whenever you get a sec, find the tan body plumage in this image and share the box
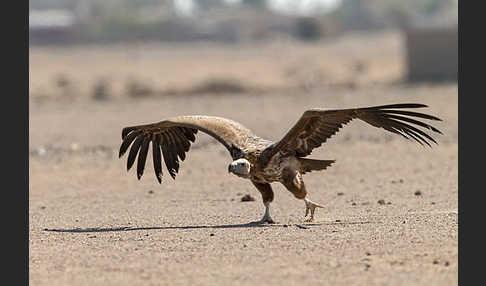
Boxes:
[119,103,442,223]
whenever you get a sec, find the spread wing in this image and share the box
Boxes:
[263,103,442,159]
[119,115,255,183]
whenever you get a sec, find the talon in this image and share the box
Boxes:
[265,217,276,224]
[250,216,275,225]
[304,198,324,222]
[260,215,275,224]
[304,217,315,222]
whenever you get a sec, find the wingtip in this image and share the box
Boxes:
[121,128,129,139]
[433,127,443,134]
[405,103,428,108]
[374,103,429,110]
[121,127,136,139]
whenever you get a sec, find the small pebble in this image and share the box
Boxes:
[210,233,215,237]
[414,190,422,196]
[241,194,255,202]
[378,199,386,205]
[70,143,79,151]
[337,192,344,196]
[148,190,154,194]
[36,147,47,156]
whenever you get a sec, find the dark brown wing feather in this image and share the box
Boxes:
[161,137,179,179]
[119,115,255,183]
[136,137,150,179]
[127,136,144,171]
[263,103,442,160]
[118,130,141,158]
[152,134,162,183]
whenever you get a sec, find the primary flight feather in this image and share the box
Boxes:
[119,103,442,223]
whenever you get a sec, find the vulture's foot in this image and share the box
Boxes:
[252,215,275,224]
[250,203,275,224]
[304,198,324,222]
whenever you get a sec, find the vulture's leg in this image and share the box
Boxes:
[251,181,275,224]
[281,168,323,222]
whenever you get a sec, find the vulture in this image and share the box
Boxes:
[119,103,442,223]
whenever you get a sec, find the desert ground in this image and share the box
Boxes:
[29,31,458,285]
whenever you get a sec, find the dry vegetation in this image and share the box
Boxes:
[29,30,457,286]
[29,31,403,102]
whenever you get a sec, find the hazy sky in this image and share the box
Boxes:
[266,0,342,15]
[174,0,342,16]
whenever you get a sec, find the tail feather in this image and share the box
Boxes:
[298,158,335,174]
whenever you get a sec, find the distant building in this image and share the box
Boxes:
[29,9,77,44]
[404,26,457,82]
[403,1,457,82]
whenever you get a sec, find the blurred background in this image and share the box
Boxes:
[29,0,457,101]
[29,0,458,160]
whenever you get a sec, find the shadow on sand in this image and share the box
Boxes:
[43,220,372,233]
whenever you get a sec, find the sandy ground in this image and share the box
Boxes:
[29,32,457,286]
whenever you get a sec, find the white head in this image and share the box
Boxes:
[228,158,251,177]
